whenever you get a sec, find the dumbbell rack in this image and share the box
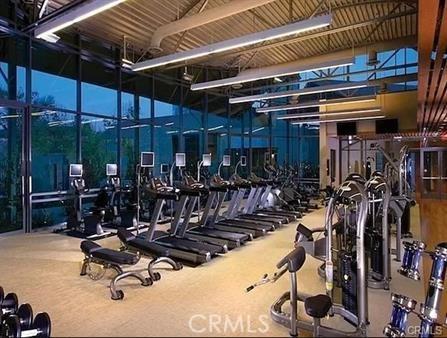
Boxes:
[384,242,447,338]
[0,286,51,338]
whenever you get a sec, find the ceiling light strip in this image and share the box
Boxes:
[277,108,382,120]
[35,0,126,39]
[190,57,352,91]
[132,14,332,71]
[229,81,369,104]
[257,95,377,113]
[291,115,386,125]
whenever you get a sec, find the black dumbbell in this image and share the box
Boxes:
[0,293,19,318]
[2,312,51,338]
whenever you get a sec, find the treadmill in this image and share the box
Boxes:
[228,173,289,225]
[139,153,226,265]
[247,173,302,220]
[176,172,250,249]
[208,156,277,236]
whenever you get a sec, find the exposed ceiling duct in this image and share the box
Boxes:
[133,14,332,71]
[149,0,277,52]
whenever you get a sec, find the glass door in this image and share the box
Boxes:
[0,106,24,233]
[421,148,447,199]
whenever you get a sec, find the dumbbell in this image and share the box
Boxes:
[0,292,19,318]
[2,312,51,338]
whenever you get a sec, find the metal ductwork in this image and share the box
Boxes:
[149,0,277,52]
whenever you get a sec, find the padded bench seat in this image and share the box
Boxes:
[81,240,138,265]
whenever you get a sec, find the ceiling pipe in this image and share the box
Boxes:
[149,0,277,52]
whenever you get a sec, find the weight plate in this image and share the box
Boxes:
[0,287,4,304]
[33,312,51,338]
[3,315,21,338]
[17,303,33,329]
[2,294,18,313]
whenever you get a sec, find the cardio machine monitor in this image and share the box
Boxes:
[176,153,186,167]
[69,164,83,177]
[240,156,247,167]
[160,164,169,174]
[202,154,212,167]
[141,152,155,168]
[222,155,231,167]
[106,164,118,176]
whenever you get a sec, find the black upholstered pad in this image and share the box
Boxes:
[81,240,138,265]
[276,246,306,272]
[296,223,313,241]
[126,237,170,257]
[304,294,332,319]
[118,229,170,257]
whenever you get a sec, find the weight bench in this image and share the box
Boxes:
[117,229,183,281]
[80,240,152,300]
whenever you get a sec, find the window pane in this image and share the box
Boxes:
[32,70,76,110]
[32,109,76,193]
[0,107,22,232]
[139,96,151,120]
[81,116,117,187]
[122,92,135,120]
[82,82,117,117]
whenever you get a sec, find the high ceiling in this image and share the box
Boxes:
[43,0,417,70]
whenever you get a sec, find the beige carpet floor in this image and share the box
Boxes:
[0,207,423,337]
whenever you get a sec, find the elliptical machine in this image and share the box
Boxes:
[66,164,113,239]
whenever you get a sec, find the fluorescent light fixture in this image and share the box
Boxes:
[230,82,369,104]
[165,122,174,126]
[291,115,385,125]
[121,124,149,130]
[39,32,60,43]
[277,108,382,120]
[273,77,283,83]
[81,118,104,124]
[191,57,353,91]
[257,95,377,113]
[253,127,265,133]
[183,129,199,134]
[35,0,126,39]
[166,130,178,134]
[0,115,19,119]
[209,125,224,131]
[132,14,332,71]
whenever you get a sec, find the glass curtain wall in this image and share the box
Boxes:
[0,29,336,233]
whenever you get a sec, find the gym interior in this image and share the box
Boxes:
[0,0,445,337]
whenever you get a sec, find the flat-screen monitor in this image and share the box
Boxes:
[69,164,83,177]
[337,122,357,136]
[202,154,211,167]
[376,118,398,134]
[141,152,155,168]
[176,153,186,167]
[160,164,169,174]
[106,164,118,176]
[222,155,230,167]
[240,156,247,167]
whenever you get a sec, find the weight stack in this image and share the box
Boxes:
[340,252,358,319]
[371,232,383,276]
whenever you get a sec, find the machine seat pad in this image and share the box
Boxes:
[296,223,313,241]
[304,294,332,319]
[81,240,138,265]
[276,246,306,272]
[118,229,170,256]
